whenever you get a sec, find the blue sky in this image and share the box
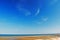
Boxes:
[0,0,60,34]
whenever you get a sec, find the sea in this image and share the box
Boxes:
[0,34,56,37]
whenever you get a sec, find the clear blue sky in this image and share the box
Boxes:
[0,0,60,34]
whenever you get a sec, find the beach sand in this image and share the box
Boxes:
[0,36,60,40]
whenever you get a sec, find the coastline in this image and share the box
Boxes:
[0,34,60,40]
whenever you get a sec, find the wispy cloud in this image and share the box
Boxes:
[42,17,48,21]
[20,8,32,16]
[50,0,58,5]
[34,17,48,25]
[36,21,43,24]
[16,4,31,16]
[25,12,31,16]
[34,8,40,16]
[33,19,43,25]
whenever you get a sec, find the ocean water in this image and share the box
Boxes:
[0,34,55,37]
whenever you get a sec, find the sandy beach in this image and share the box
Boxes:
[0,35,60,40]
